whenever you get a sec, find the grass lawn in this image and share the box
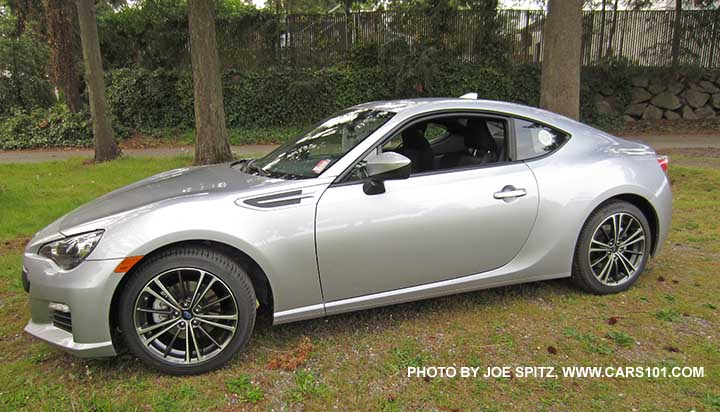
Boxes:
[0,156,718,411]
[0,157,193,242]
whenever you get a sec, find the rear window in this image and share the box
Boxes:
[513,119,568,160]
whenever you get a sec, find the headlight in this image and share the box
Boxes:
[38,230,104,270]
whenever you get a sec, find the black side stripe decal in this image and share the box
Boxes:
[243,190,312,209]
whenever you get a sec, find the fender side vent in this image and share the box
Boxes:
[243,190,312,209]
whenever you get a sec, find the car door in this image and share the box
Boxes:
[314,162,539,302]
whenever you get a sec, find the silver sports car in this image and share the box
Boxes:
[23,97,671,374]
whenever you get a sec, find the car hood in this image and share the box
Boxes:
[58,162,279,233]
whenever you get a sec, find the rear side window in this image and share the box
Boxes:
[513,119,568,160]
[424,123,448,143]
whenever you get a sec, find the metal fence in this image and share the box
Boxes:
[155,9,720,69]
[581,9,720,67]
[274,9,720,68]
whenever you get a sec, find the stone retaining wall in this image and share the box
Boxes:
[594,71,720,122]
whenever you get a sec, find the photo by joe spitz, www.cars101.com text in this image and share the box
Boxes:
[22,95,671,375]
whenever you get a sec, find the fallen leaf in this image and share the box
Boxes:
[267,336,313,371]
[663,345,681,353]
[607,316,619,325]
[657,276,665,282]
[547,346,557,355]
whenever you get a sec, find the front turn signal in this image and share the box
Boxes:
[114,256,144,273]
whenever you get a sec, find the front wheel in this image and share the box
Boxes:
[118,246,256,375]
[572,201,652,294]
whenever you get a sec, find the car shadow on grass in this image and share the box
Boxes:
[74,278,581,377]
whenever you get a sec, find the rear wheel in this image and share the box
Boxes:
[118,246,256,375]
[572,201,651,294]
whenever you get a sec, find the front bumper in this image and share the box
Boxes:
[23,253,124,358]
[24,321,116,358]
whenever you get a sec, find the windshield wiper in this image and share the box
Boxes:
[244,160,271,177]
[244,161,306,180]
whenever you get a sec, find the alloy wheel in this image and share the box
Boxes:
[587,212,646,286]
[133,268,239,365]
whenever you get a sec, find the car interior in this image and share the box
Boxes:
[383,116,508,174]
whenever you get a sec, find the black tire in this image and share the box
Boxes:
[572,200,652,294]
[118,245,256,375]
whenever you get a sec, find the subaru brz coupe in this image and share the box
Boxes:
[23,96,671,374]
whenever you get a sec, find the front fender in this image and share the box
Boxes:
[87,193,324,314]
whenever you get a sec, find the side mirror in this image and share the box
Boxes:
[362,152,411,195]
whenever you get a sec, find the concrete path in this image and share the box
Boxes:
[619,134,720,150]
[1,134,719,164]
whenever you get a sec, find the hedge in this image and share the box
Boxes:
[103,64,532,132]
[1,60,697,150]
[0,106,94,150]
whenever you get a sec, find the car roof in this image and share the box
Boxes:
[350,97,590,137]
[351,97,559,119]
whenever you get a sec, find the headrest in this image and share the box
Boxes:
[464,119,496,153]
[402,123,428,148]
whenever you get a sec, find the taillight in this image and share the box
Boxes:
[657,155,669,173]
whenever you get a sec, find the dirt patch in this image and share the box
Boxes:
[267,337,314,371]
[1,237,30,255]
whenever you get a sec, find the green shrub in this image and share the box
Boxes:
[5,63,716,150]
[0,105,129,150]
[104,63,521,133]
[0,106,92,150]
[580,57,637,130]
[106,68,192,130]
[0,9,55,116]
[509,63,541,106]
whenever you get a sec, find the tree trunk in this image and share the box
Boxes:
[540,0,583,120]
[522,10,532,63]
[709,9,719,67]
[76,0,120,162]
[188,0,232,165]
[343,0,352,53]
[671,0,682,67]
[43,0,83,112]
[605,0,620,58]
[598,0,606,60]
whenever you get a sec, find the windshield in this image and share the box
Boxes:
[247,108,395,179]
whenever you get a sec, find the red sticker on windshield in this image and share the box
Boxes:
[312,159,331,174]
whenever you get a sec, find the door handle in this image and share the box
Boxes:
[493,187,527,199]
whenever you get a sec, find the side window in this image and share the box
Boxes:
[382,134,403,152]
[513,119,568,160]
[424,123,448,143]
[345,115,510,182]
